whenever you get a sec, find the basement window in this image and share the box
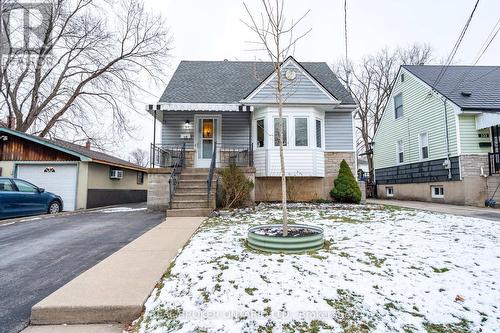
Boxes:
[386,186,394,197]
[431,185,444,198]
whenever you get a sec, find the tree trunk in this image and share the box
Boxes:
[276,62,288,237]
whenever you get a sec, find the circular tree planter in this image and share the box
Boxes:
[247,224,324,253]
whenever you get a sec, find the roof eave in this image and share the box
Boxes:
[0,128,92,161]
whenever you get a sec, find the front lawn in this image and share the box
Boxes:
[133,203,500,333]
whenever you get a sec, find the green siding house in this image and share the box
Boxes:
[373,65,500,206]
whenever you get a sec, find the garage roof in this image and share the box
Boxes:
[0,128,146,171]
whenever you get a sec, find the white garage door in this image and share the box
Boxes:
[17,164,78,211]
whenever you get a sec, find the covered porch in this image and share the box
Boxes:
[147,104,253,169]
[475,112,500,175]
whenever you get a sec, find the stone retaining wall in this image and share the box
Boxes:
[147,168,171,211]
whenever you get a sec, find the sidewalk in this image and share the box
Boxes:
[23,216,204,332]
[368,199,500,221]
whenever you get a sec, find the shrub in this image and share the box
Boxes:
[330,160,361,204]
[217,165,254,209]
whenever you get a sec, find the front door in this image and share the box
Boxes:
[195,116,219,167]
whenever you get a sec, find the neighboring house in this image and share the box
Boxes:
[373,65,500,206]
[0,128,148,210]
[147,56,357,215]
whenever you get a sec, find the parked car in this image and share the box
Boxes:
[0,177,63,220]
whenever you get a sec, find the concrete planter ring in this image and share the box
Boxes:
[247,224,324,253]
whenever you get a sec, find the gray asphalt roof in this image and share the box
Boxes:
[159,60,355,105]
[403,65,500,110]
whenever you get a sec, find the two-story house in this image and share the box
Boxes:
[147,57,357,216]
[373,65,500,206]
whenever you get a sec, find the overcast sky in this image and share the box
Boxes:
[123,0,500,159]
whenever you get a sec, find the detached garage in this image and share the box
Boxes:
[0,128,147,210]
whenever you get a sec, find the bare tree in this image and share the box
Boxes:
[335,43,433,181]
[243,0,310,236]
[129,148,149,167]
[0,0,171,147]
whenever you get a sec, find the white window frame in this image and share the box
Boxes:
[256,118,265,149]
[431,185,444,198]
[273,116,288,147]
[315,118,322,149]
[394,93,403,119]
[396,140,404,164]
[294,117,309,147]
[386,186,394,197]
[419,132,429,160]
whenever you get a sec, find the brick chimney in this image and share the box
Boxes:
[85,139,91,149]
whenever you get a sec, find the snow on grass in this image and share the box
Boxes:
[133,203,500,333]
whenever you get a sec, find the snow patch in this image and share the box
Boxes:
[133,203,500,332]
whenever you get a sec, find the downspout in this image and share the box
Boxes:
[443,99,452,180]
[152,108,157,168]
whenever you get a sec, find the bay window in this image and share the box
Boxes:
[256,119,265,148]
[274,118,287,146]
[316,119,322,148]
[295,118,308,146]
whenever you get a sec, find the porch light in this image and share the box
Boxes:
[185,120,190,125]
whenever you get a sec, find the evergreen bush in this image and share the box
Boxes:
[330,159,361,203]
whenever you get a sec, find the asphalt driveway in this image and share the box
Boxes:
[0,203,165,333]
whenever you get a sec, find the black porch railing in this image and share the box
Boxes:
[207,141,217,208]
[488,152,500,175]
[217,143,254,167]
[168,143,186,208]
[150,144,185,168]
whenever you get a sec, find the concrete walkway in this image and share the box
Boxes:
[368,199,500,221]
[25,216,204,331]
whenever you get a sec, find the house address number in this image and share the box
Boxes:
[478,133,490,138]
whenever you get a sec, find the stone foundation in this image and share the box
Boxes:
[374,154,491,207]
[376,177,487,207]
[184,150,195,168]
[459,154,489,177]
[146,168,171,211]
[255,151,356,202]
[323,152,355,199]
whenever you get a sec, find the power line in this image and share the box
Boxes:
[473,16,500,65]
[433,0,480,88]
[448,15,499,93]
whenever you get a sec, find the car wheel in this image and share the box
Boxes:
[48,201,61,214]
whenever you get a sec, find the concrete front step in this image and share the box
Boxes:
[175,188,208,195]
[167,208,212,217]
[171,200,208,209]
[174,193,208,200]
[182,168,209,174]
[177,180,216,189]
[181,174,209,181]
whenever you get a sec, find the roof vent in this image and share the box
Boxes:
[461,91,471,97]
[223,59,228,62]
